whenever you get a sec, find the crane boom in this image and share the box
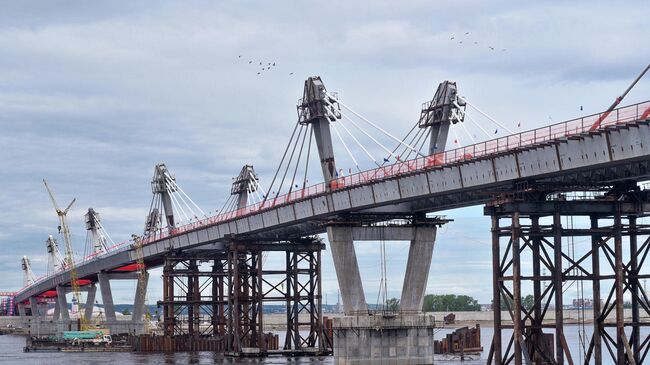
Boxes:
[43,179,86,328]
[590,63,650,131]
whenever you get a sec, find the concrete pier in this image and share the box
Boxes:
[327,226,368,315]
[327,221,442,364]
[332,314,436,365]
[400,227,436,313]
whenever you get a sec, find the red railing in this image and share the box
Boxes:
[16,100,650,297]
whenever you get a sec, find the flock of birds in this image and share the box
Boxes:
[238,55,293,76]
[450,31,506,52]
[238,31,507,78]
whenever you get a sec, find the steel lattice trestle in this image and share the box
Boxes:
[160,254,229,338]
[485,189,650,365]
[157,238,327,355]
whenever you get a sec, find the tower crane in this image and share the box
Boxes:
[43,179,85,327]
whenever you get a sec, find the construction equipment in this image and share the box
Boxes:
[590,62,650,130]
[43,179,86,328]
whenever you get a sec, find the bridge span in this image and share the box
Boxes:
[11,76,650,364]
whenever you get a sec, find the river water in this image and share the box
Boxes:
[0,325,642,364]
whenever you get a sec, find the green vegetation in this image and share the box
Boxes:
[385,298,400,311]
[422,294,481,312]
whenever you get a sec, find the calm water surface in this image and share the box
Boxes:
[0,325,639,364]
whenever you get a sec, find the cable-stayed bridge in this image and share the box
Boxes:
[9,76,650,364]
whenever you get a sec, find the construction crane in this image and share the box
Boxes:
[590,62,650,130]
[43,179,86,327]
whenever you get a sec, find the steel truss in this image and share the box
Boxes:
[227,239,325,353]
[160,253,228,338]
[158,238,327,355]
[486,190,650,365]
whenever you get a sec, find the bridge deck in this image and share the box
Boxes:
[15,100,650,302]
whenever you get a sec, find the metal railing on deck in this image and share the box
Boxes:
[16,100,650,297]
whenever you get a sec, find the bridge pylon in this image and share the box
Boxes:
[298,76,341,187]
[231,165,259,210]
[418,80,465,154]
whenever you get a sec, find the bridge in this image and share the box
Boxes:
[9,76,650,364]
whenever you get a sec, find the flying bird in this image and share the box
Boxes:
[249,60,252,64]
[474,41,478,44]
[459,41,463,44]
[238,55,242,58]
[450,36,455,40]
[257,72,261,75]
[272,62,276,66]
[489,46,495,50]
[465,32,470,35]
[289,72,294,75]
[580,106,583,111]
[259,62,262,65]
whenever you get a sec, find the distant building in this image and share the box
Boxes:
[569,298,604,309]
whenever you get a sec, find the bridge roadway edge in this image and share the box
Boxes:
[15,119,650,303]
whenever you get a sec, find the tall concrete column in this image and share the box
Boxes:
[56,285,70,321]
[98,272,116,322]
[38,303,48,319]
[132,271,149,322]
[53,300,60,321]
[29,297,40,318]
[18,302,26,318]
[84,284,97,321]
[400,226,437,312]
[327,226,367,315]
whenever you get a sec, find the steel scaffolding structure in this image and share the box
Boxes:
[157,238,327,355]
[486,189,650,365]
[160,253,229,338]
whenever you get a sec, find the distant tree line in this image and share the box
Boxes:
[422,294,481,312]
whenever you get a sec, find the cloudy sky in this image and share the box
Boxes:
[1,1,649,305]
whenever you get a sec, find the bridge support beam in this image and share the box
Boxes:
[28,297,40,319]
[326,226,367,315]
[55,286,70,321]
[98,271,148,335]
[400,226,437,313]
[84,284,96,321]
[98,272,116,322]
[327,219,444,315]
[18,302,26,318]
[328,217,446,365]
[485,189,650,365]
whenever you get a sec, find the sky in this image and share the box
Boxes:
[0,0,649,306]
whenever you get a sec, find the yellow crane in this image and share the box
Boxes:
[43,179,88,329]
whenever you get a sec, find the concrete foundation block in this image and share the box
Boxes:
[332,314,436,365]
